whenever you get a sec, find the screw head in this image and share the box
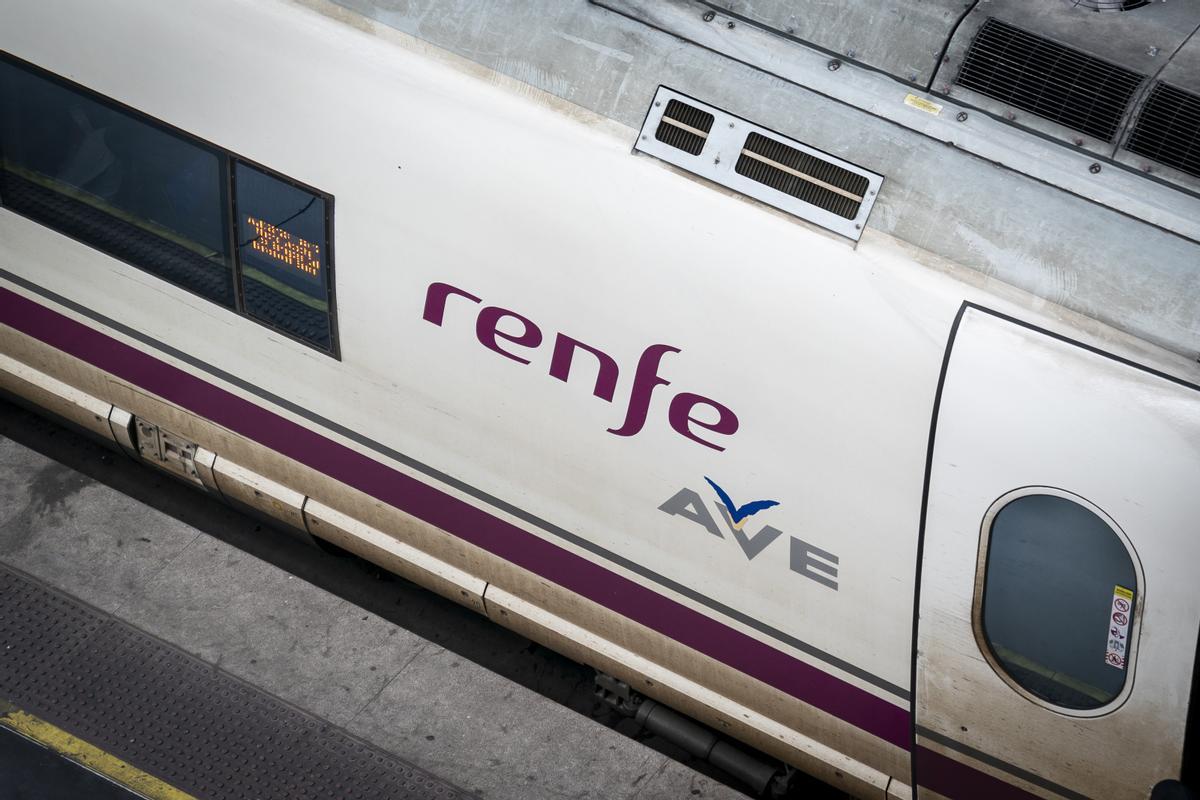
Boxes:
[1073,137,1084,146]
[1089,162,1102,174]
[827,59,842,71]
[726,20,735,29]
[1005,110,1016,121]
[956,111,969,122]
[655,101,661,107]
[702,10,715,21]
[728,122,735,128]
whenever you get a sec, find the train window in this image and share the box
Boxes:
[0,57,235,306]
[979,492,1137,711]
[235,163,333,350]
[0,55,338,357]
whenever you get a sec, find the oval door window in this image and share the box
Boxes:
[980,493,1137,711]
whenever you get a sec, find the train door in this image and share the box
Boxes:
[913,307,1200,800]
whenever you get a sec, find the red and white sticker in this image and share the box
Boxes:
[1105,585,1134,670]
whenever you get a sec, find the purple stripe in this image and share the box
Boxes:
[1,286,910,749]
[917,746,1044,799]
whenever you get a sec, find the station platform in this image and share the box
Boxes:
[0,408,750,800]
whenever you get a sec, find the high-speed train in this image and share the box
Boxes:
[2,1,1199,797]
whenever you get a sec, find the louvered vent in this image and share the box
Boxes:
[957,18,1145,142]
[1127,83,1200,180]
[655,99,714,155]
[736,132,869,220]
[1069,0,1151,9]
[635,87,882,240]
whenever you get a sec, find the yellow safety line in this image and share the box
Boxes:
[0,700,198,800]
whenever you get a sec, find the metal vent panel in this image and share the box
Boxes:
[956,18,1145,142]
[736,132,869,220]
[655,98,714,155]
[1069,0,1151,10]
[1126,82,1200,180]
[636,87,882,241]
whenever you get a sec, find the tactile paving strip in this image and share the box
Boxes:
[0,564,475,800]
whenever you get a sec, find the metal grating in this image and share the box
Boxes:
[1126,82,1200,180]
[736,132,868,220]
[1069,0,1151,10]
[956,18,1145,142]
[0,564,475,800]
[635,87,882,240]
[654,98,714,156]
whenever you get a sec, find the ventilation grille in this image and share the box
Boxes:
[1126,82,1200,180]
[655,99,714,155]
[635,88,882,241]
[736,132,869,220]
[956,18,1145,142]
[1069,0,1151,10]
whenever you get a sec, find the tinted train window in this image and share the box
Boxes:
[236,163,332,350]
[981,494,1137,710]
[0,58,234,305]
[0,55,337,356]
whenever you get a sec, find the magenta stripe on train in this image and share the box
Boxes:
[1,285,910,749]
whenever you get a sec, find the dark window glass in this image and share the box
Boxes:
[235,162,332,350]
[982,494,1137,710]
[0,57,233,305]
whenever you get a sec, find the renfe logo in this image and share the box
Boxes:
[422,282,740,451]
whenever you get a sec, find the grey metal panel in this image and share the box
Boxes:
[701,0,966,84]
[327,0,1200,358]
[933,0,1200,160]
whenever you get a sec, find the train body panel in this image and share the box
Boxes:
[2,1,1198,797]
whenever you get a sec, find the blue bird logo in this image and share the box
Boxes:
[704,477,779,530]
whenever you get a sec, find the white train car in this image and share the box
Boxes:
[2,1,1199,798]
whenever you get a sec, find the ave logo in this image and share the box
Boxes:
[659,478,840,590]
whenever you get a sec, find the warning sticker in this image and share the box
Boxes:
[1105,585,1134,670]
[904,93,943,116]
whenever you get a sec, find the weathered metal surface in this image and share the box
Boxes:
[0,563,475,800]
[327,0,1200,358]
[0,350,114,442]
[700,0,966,85]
